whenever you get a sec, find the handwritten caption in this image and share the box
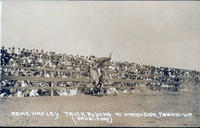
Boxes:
[11,111,193,124]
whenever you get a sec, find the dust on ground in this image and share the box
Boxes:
[0,88,199,127]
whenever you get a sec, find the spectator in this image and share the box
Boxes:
[0,46,199,97]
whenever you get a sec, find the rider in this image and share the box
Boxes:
[88,54,111,95]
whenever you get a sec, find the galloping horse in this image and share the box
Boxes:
[88,63,101,94]
[88,53,112,95]
[89,64,99,85]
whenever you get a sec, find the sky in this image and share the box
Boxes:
[2,0,200,71]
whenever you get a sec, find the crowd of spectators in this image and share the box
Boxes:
[1,46,200,97]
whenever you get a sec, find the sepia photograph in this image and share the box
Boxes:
[0,0,200,127]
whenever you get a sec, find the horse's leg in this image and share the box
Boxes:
[92,80,97,95]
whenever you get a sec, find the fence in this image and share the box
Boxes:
[0,65,193,96]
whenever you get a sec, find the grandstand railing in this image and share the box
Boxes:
[1,65,194,96]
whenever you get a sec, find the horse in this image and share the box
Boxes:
[88,64,101,95]
[89,64,99,85]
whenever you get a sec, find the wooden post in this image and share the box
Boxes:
[51,82,54,96]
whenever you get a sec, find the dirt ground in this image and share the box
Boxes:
[0,87,200,127]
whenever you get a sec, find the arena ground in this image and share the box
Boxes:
[0,87,199,127]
